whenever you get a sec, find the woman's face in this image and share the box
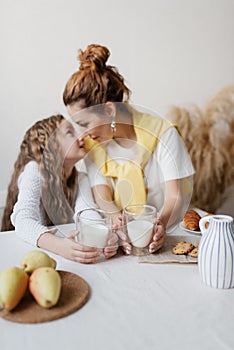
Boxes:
[57,120,85,163]
[67,101,113,143]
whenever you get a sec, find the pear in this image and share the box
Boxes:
[0,267,29,311]
[49,257,57,269]
[29,267,61,308]
[21,250,57,274]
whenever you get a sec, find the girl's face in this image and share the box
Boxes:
[67,101,113,143]
[57,120,85,163]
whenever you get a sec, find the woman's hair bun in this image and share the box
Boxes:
[78,44,110,71]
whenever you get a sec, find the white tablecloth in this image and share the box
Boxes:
[1,227,234,350]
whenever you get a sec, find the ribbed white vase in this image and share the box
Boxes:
[199,215,234,289]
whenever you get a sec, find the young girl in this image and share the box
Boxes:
[63,44,195,254]
[1,115,118,263]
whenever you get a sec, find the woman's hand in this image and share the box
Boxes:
[118,218,166,255]
[103,225,119,259]
[119,236,132,255]
[148,218,166,253]
[115,216,132,255]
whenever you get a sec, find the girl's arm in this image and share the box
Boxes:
[37,231,101,263]
[12,162,100,263]
[11,161,55,246]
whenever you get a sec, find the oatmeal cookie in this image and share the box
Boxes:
[172,241,194,255]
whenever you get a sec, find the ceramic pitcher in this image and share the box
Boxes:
[199,215,234,289]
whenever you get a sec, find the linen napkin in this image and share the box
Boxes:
[138,234,201,264]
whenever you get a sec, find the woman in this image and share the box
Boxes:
[63,44,195,254]
[1,115,118,262]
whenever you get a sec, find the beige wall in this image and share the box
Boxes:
[0,0,234,193]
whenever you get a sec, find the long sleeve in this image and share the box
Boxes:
[11,161,54,246]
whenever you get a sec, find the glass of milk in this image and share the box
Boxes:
[75,208,112,249]
[123,204,156,256]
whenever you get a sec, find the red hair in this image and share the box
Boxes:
[63,44,131,107]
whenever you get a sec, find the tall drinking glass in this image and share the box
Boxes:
[122,204,156,256]
[76,208,112,249]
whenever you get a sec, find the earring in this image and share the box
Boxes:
[110,118,116,133]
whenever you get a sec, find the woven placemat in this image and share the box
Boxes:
[0,270,90,324]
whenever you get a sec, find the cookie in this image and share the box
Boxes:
[172,241,194,255]
[188,246,198,258]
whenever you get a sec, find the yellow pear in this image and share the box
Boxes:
[29,267,61,308]
[0,267,29,311]
[49,257,57,269]
[21,250,57,274]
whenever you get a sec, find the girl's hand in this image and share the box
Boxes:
[60,231,101,264]
[148,218,166,253]
[103,225,119,259]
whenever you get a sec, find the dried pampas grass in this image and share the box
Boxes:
[167,85,234,214]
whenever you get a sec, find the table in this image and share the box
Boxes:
[1,228,234,350]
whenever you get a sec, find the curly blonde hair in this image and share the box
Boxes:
[1,115,78,231]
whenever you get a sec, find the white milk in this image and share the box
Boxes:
[127,220,153,248]
[80,223,109,248]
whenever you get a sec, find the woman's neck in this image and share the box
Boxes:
[113,111,136,147]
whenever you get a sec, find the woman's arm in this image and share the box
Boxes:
[83,157,121,218]
[75,173,119,260]
[158,179,183,228]
[147,127,194,253]
[148,179,182,253]
[74,172,98,214]
[92,184,120,217]
[88,183,120,259]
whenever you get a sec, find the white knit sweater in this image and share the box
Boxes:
[11,161,97,246]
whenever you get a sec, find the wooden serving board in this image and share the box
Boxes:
[0,270,90,324]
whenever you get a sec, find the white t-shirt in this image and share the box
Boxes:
[80,127,195,212]
[11,161,97,246]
